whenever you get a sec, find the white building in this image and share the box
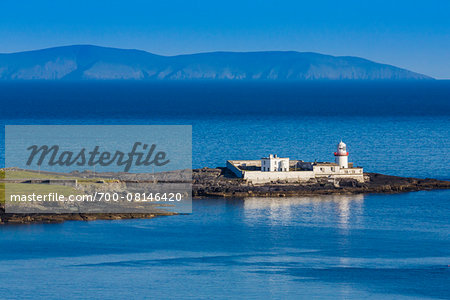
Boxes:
[261,154,289,172]
[226,141,364,184]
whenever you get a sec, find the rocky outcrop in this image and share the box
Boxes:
[192,168,450,197]
[1,167,448,224]
[0,211,175,225]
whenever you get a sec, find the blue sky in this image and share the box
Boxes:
[0,0,449,78]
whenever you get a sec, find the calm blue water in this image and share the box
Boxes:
[0,82,449,299]
[2,115,449,179]
[0,192,449,299]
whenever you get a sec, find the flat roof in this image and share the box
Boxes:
[313,162,338,166]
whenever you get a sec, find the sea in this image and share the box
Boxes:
[0,81,449,299]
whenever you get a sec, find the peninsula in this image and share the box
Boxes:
[1,141,449,224]
[1,170,449,224]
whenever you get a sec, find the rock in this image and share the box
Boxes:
[1,167,449,225]
[192,168,450,198]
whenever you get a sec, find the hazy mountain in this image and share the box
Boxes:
[0,45,432,80]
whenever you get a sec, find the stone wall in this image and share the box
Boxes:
[226,160,245,177]
[243,170,315,184]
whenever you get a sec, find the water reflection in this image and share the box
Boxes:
[242,194,364,228]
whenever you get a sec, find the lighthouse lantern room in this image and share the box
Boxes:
[334,141,349,168]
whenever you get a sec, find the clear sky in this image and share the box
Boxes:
[1,0,449,78]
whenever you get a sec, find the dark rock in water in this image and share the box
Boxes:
[0,210,174,225]
[192,168,450,198]
[338,179,360,187]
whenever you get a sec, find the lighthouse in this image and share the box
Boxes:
[334,141,349,168]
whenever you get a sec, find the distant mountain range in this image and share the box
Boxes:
[0,45,432,80]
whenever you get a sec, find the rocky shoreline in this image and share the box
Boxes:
[1,167,449,224]
[192,168,450,197]
[0,211,176,225]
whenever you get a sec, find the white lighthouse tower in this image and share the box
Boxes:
[334,141,349,168]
